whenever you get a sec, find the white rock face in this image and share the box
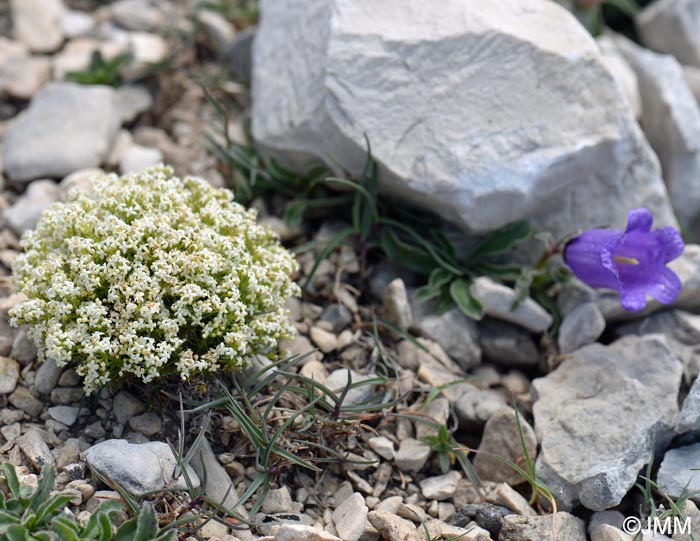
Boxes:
[4,180,60,235]
[684,65,700,106]
[110,0,164,32]
[61,10,95,38]
[471,277,552,332]
[598,35,642,119]
[657,442,700,499]
[253,0,676,238]
[637,0,700,67]
[533,335,682,511]
[3,82,121,183]
[0,39,51,99]
[615,37,700,232]
[118,144,163,174]
[10,0,65,53]
[84,439,200,496]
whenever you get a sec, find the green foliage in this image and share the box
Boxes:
[206,93,568,327]
[66,51,133,87]
[421,424,469,476]
[635,456,699,541]
[0,463,175,541]
[394,406,479,485]
[178,353,400,514]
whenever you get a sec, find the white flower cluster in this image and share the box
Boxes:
[10,165,300,394]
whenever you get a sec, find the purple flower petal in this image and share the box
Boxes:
[625,208,653,233]
[564,208,684,312]
[655,226,685,262]
[620,289,648,312]
[647,267,682,305]
[564,229,621,290]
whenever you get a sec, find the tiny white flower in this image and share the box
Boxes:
[10,165,299,394]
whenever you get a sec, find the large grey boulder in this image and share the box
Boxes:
[3,82,121,183]
[614,36,700,232]
[532,335,682,511]
[252,0,676,238]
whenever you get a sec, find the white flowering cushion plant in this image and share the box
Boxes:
[9,165,300,394]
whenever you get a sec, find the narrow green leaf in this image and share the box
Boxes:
[29,466,57,511]
[468,220,534,261]
[201,86,230,145]
[302,227,354,291]
[83,500,124,537]
[379,228,435,275]
[134,502,158,541]
[152,530,177,541]
[6,524,31,541]
[429,267,454,289]
[114,518,137,541]
[434,286,456,314]
[97,512,113,541]
[0,509,21,525]
[449,279,484,320]
[414,283,440,302]
[2,464,21,499]
[33,532,58,541]
[471,261,523,281]
[49,515,80,541]
[283,200,307,228]
[430,229,456,260]
[33,493,74,526]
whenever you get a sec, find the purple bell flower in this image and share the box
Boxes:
[564,208,685,312]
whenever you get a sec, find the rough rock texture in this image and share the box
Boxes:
[677,374,700,434]
[614,36,700,232]
[3,82,120,182]
[332,492,369,541]
[10,0,65,53]
[84,439,200,496]
[4,180,59,235]
[637,0,700,68]
[191,438,242,515]
[477,319,540,368]
[473,407,537,486]
[590,524,632,541]
[598,35,641,119]
[368,510,421,541]
[0,358,20,394]
[411,301,481,371]
[615,309,700,384]
[558,302,605,354]
[0,38,51,99]
[471,277,552,333]
[499,512,586,541]
[657,443,700,500]
[532,335,683,511]
[252,0,676,238]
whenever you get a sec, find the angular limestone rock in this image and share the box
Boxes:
[252,0,676,238]
[532,335,682,511]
